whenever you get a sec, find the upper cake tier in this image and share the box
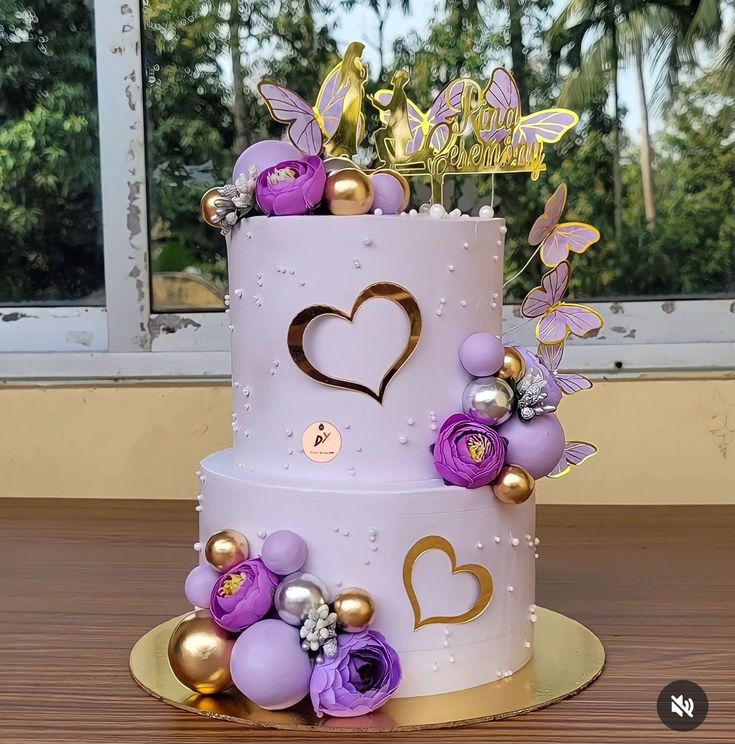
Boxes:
[227,213,505,484]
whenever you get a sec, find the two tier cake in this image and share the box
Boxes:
[146,42,604,723]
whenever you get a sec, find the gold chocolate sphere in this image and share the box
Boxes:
[167,609,235,694]
[324,168,374,215]
[493,464,535,505]
[200,187,223,229]
[323,156,358,173]
[204,529,249,573]
[334,586,376,632]
[498,346,527,382]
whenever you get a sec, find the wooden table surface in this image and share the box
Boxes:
[1,499,733,743]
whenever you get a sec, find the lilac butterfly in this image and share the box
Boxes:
[258,43,365,155]
[477,68,579,147]
[374,78,472,154]
[521,261,604,344]
[537,341,593,395]
[548,441,598,478]
[529,184,600,267]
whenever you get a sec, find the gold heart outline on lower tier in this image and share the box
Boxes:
[287,282,422,404]
[403,535,494,630]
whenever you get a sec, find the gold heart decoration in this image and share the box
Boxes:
[287,282,422,404]
[403,535,494,631]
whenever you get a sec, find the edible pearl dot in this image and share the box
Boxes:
[448,265,455,272]
[342,530,350,537]
[362,237,372,246]
[283,463,289,470]
[497,671,503,678]
[430,423,437,431]
[500,226,507,235]
[368,528,377,535]
[298,280,305,286]
[479,205,494,219]
[493,292,499,299]
[371,545,378,552]
[363,559,370,565]
[491,302,498,309]
[496,239,503,247]
[535,553,540,558]
[374,208,383,216]
[463,242,470,249]
[333,527,340,533]
[508,585,514,592]
[409,208,417,216]
[197,494,202,503]
[494,536,501,543]
[433,662,439,672]
[195,504,202,512]
[530,614,538,623]
[246,231,252,239]
[419,203,431,214]
[535,537,541,545]
[460,300,467,307]
[234,288,242,297]
[435,309,443,316]
[398,435,408,444]
[449,655,455,663]
[193,542,201,551]
[524,641,531,648]
[530,605,536,612]
[511,537,520,546]
[257,530,266,539]
[407,417,415,425]
[476,542,483,550]
[443,639,449,647]
[440,297,446,304]
[429,203,445,219]
[285,428,293,437]
[354,260,361,268]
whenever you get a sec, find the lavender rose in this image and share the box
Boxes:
[255,155,326,216]
[433,413,507,488]
[310,629,401,718]
[210,558,279,632]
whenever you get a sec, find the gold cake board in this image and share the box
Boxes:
[130,607,604,732]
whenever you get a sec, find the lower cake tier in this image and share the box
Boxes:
[199,450,536,698]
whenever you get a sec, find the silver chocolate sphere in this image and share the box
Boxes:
[274,572,330,626]
[462,376,515,426]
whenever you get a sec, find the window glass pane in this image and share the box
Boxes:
[0,1,103,306]
[144,2,735,311]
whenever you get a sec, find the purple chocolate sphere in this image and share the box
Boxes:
[232,140,302,182]
[261,530,308,575]
[370,172,405,214]
[230,619,313,710]
[496,413,565,478]
[184,564,220,608]
[459,333,505,377]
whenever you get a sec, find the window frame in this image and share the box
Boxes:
[1,1,733,379]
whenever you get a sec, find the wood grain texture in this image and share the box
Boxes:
[1,499,733,743]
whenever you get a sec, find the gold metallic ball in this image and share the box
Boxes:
[334,586,376,632]
[204,529,249,573]
[324,168,374,215]
[493,464,535,505]
[167,609,235,694]
[200,187,223,229]
[497,347,527,382]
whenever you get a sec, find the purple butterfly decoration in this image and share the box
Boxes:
[537,341,592,395]
[548,441,598,478]
[478,68,578,147]
[521,261,604,344]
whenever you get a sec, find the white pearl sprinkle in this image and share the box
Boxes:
[460,300,467,307]
[342,530,350,537]
[298,280,305,286]
[234,288,243,298]
[283,462,289,470]
[256,529,266,539]
[195,470,201,476]
[508,585,514,592]
[535,553,540,559]
[409,208,417,216]
[496,239,503,247]
[494,536,501,544]
[246,231,252,239]
[463,242,469,249]
[529,605,536,612]
[448,264,455,272]
[439,297,446,304]
[363,559,370,565]
[285,428,293,437]
[233,382,239,388]
[243,429,249,437]
[476,542,483,550]
[199,475,206,482]
[243,386,251,397]
[197,494,202,503]
[429,203,445,219]
[371,545,378,552]
[443,639,449,647]
[356,446,362,452]
[433,662,439,672]
[368,535,376,543]
[419,203,431,214]
[374,208,383,216]
[511,537,520,546]
[500,225,508,235]
[195,504,202,512]
[333,527,340,533]
[524,640,531,648]
[345,423,351,430]
[535,537,541,545]
[368,528,377,536]
[491,302,498,309]
[449,655,455,663]
[479,205,494,219]
[193,542,202,551]
[362,237,372,246]
[496,670,503,678]
[336,580,342,587]
[353,259,361,268]
[493,292,500,299]
[435,309,443,316]
[431,423,437,431]
[407,417,415,426]
[398,435,407,444]
[530,614,538,623]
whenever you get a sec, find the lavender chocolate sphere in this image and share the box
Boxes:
[261,530,308,576]
[184,564,220,608]
[496,413,565,479]
[459,333,505,377]
[370,171,406,214]
[230,619,313,710]
[232,140,302,181]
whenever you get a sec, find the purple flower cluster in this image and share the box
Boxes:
[256,155,327,216]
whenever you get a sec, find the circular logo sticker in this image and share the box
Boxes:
[302,421,342,463]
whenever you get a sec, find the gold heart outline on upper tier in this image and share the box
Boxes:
[287,282,422,404]
[403,535,494,630]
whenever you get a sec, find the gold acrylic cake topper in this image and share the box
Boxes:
[257,44,579,204]
[403,536,494,630]
[287,282,422,404]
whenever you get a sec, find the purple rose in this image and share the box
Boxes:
[310,629,401,718]
[255,155,326,216]
[210,558,279,632]
[433,413,506,488]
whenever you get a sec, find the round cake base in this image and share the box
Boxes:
[130,607,605,732]
[130,607,604,732]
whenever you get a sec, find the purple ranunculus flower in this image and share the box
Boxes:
[310,629,401,718]
[209,558,279,632]
[255,155,326,216]
[433,413,507,488]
